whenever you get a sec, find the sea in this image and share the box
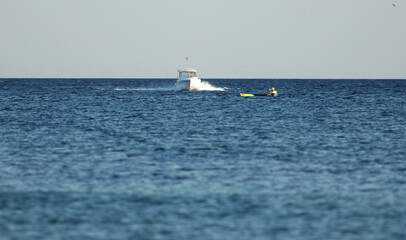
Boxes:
[0,78,405,240]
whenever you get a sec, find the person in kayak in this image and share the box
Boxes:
[268,87,278,96]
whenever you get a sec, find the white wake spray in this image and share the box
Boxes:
[189,80,226,91]
[114,87,176,91]
[112,81,226,92]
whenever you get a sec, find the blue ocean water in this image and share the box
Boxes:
[0,78,406,240]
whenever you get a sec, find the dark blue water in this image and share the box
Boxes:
[1,79,406,240]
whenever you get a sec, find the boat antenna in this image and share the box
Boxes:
[185,56,190,69]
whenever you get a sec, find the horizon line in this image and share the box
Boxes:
[1,77,406,80]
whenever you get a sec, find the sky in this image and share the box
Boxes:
[0,0,405,79]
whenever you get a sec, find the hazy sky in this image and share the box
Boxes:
[1,0,405,78]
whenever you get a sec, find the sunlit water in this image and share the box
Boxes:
[1,79,405,240]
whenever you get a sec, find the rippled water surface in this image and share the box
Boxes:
[1,79,406,239]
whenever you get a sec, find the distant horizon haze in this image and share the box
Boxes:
[1,0,405,79]
[1,77,406,80]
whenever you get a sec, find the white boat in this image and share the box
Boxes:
[176,68,201,90]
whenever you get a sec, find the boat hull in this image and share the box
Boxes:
[176,77,201,91]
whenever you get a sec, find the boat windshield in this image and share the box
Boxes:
[179,71,197,78]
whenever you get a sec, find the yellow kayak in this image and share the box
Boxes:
[240,93,277,97]
[240,93,254,97]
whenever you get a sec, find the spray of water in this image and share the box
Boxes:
[113,87,175,91]
[174,80,226,91]
[189,80,226,91]
[112,80,226,92]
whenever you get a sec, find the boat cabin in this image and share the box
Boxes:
[178,69,198,78]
